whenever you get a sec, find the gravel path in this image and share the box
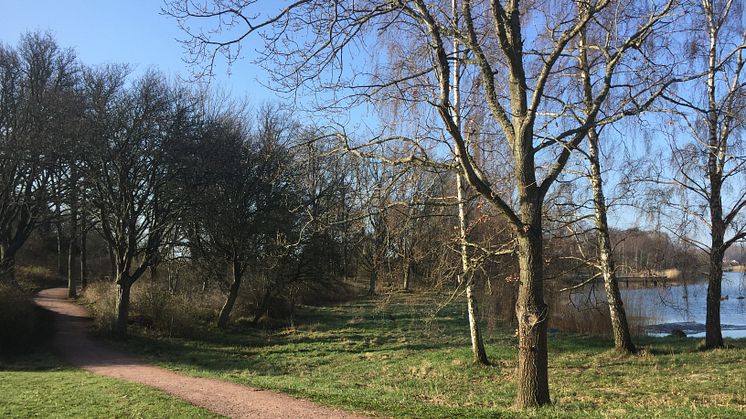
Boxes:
[35,287,367,419]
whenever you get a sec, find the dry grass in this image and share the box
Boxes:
[81,279,222,336]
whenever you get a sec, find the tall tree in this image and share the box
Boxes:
[663,0,746,349]
[84,69,194,336]
[0,32,78,282]
[185,104,296,329]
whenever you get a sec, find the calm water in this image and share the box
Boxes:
[621,272,746,338]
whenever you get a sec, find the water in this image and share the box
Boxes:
[620,271,746,338]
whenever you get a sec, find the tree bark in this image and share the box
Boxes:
[107,242,116,279]
[402,256,412,292]
[56,220,65,280]
[80,227,88,290]
[67,178,78,299]
[368,268,377,296]
[705,242,725,349]
[217,259,242,329]
[457,173,489,365]
[515,222,550,408]
[114,277,132,337]
[588,130,636,354]
[703,1,725,350]
[0,244,16,283]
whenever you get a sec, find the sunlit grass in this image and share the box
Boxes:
[0,352,220,418]
[116,292,745,418]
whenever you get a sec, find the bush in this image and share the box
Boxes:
[16,265,59,292]
[81,280,118,333]
[0,284,39,354]
[82,278,221,337]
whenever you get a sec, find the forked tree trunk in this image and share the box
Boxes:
[114,277,132,337]
[217,259,242,329]
[588,130,636,354]
[457,173,489,365]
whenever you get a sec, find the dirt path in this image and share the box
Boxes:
[35,288,367,419]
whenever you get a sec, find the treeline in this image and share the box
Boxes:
[1,32,709,336]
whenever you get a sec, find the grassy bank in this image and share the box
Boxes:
[0,351,219,418]
[112,293,746,418]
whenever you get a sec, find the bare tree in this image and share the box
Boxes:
[185,104,297,328]
[663,0,746,349]
[0,32,78,283]
[165,0,676,407]
[84,69,194,336]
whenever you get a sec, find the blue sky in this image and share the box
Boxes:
[0,0,276,102]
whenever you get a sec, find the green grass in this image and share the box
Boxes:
[111,292,746,418]
[0,351,221,418]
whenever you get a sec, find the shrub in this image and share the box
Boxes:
[81,280,118,333]
[0,284,38,354]
[83,278,221,337]
[16,265,58,292]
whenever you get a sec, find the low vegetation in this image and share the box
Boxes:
[108,292,745,418]
[0,352,218,418]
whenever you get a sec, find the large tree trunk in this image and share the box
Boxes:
[457,173,489,365]
[515,214,550,408]
[217,259,242,329]
[114,277,132,337]
[588,130,636,353]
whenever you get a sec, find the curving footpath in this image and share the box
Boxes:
[35,288,367,419]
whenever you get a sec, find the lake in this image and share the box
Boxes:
[621,271,746,338]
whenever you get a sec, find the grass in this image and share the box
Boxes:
[110,292,746,418]
[0,351,221,418]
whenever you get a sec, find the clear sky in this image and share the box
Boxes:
[0,0,276,102]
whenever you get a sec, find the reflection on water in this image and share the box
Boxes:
[621,271,746,338]
[568,272,746,338]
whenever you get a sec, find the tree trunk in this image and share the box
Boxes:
[588,130,636,354]
[217,259,242,329]
[402,259,412,292]
[56,221,65,280]
[114,277,132,337]
[703,1,725,351]
[253,285,273,324]
[368,268,377,296]
[80,227,88,290]
[705,246,724,348]
[457,173,489,365]
[0,244,16,283]
[515,228,550,408]
[108,242,116,279]
[67,184,78,299]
